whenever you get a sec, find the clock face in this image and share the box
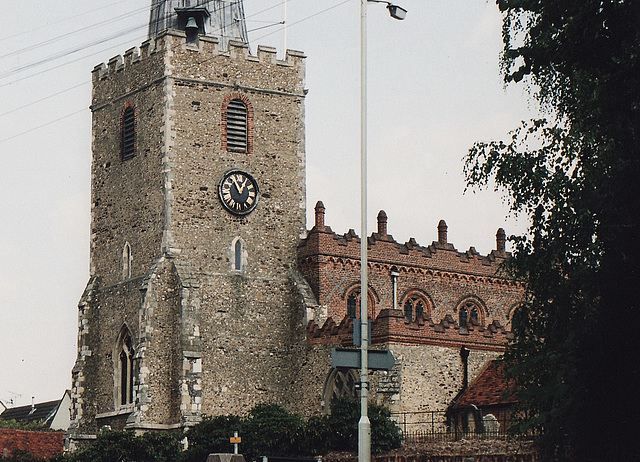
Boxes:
[218,169,259,216]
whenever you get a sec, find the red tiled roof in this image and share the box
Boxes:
[451,360,518,408]
[0,429,64,459]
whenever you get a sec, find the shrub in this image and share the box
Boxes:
[182,414,242,462]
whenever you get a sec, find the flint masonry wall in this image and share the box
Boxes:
[70,31,309,442]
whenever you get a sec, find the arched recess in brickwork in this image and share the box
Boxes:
[122,241,132,280]
[221,93,254,154]
[343,284,379,321]
[114,325,135,408]
[323,368,358,413]
[506,303,520,330]
[229,236,247,272]
[455,297,487,327]
[401,290,433,324]
[120,101,136,161]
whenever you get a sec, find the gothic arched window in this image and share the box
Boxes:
[458,300,482,327]
[116,329,135,406]
[323,368,358,413]
[344,287,376,321]
[402,293,430,323]
[121,104,136,161]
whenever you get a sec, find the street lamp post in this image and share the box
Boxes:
[359,2,405,462]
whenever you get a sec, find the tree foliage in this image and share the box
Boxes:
[465,1,640,460]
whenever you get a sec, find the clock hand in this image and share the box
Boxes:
[238,177,248,194]
[231,177,244,194]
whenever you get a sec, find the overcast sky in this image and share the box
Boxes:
[0,0,537,407]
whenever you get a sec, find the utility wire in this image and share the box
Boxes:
[0,81,89,118]
[0,0,135,44]
[0,0,351,144]
[0,5,150,61]
[0,108,87,144]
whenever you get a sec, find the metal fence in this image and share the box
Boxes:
[390,410,529,443]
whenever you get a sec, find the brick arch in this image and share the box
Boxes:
[506,303,521,330]
[221,92,254,154]
[400,289,434,323]
[454,296,488,327]
[342,283,380,320]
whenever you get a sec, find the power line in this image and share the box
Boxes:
[0,4,150,61]
[0,81,89,118]
[0,0,352,145]
[0,108,87,144]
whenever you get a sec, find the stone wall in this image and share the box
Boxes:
[70,31,309,441]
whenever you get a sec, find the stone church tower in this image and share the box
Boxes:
[68,0,308,444]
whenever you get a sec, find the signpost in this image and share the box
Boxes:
[331,347,395,371]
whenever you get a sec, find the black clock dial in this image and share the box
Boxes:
[218,169,259,216]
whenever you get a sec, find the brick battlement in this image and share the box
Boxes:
[307,309,512,351]
[299,201,515,281]
[92,30,305,83]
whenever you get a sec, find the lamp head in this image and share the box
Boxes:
[387,4,407,20]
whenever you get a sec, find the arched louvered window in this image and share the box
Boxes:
[225,99,248,152]
[121,105,136,160]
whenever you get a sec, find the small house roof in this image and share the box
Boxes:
[0,399,61,425]
[450,360,518,409]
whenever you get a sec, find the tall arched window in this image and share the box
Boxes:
[234,239,242,271]
[116,329,135,406]
[122,242,132,280]
[222,94,253,154]
[121,104,136,161]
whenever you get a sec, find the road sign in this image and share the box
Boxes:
[331,348,395,371]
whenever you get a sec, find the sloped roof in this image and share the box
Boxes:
[451,360,518,409]
[0,399,61,425]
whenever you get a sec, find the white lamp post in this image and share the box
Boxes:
[359,2,405,462]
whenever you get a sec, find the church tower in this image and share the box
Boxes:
[69,0,307,444]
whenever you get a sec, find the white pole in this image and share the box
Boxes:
[359,1,371,462]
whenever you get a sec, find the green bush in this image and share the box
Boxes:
[241,403,306,460]
[182,414,242,462]
[62,429,182,462]
[56,400,401,461]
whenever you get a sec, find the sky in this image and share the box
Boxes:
[0,0,538,408]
